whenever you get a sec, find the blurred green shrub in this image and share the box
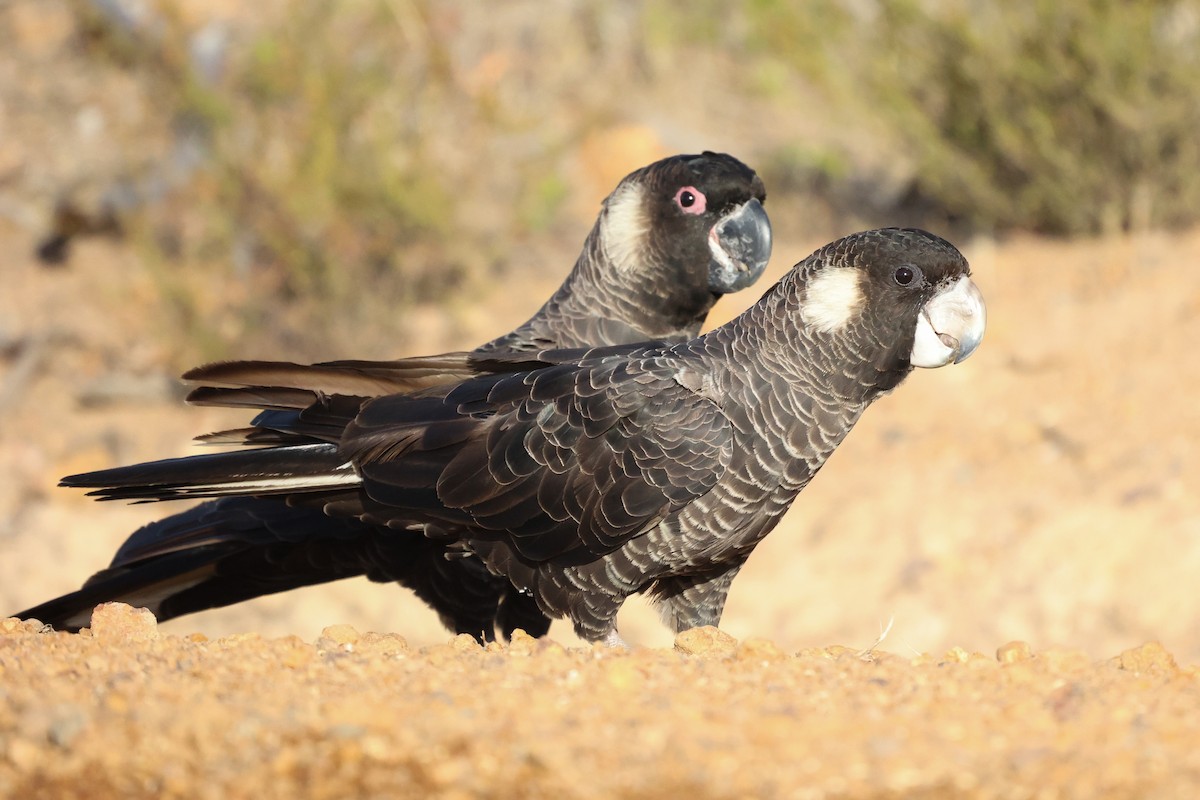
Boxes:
[740,0,1200,234]
[72,0,579,359]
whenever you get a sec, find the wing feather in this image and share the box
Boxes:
[345,357,733,561]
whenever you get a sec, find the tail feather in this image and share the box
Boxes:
[180,350,579,403]
[60,443,359,502]
[12,496,543,640]
[194,427,304,447]
[182,354,481,397]
[186,385,318,411]
[14,499,380,631]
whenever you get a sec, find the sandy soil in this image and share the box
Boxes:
[2,605,1198,799]
[4,2,1200,797]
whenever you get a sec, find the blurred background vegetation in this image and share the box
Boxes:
[737,0,1200,235]
[6,0,1200,362]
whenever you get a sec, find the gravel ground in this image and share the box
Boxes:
[2,604,1197,800]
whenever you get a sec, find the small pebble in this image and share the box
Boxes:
[357,632,410,657]
[997,641,1035,663]
[507,629,537,656]
[88,603,158,643]
[1115,641,1178,674]
[943,646,971,664]
[674,626,737,656]
[320,624,361,646]
[451,633,481,652]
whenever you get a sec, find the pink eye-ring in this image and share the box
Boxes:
[674,186,707,215]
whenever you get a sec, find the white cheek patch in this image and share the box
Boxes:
[801,268,863,332]
[601,182,649,274]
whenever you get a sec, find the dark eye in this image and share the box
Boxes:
[893,266,918,286]
[674,186,707,215]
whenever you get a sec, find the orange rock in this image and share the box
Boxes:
[451,633,481,652]
[943,646,972,663]
[1114,641,1179,674]
[320,624,361,646]
[674,626,737,656]
[997,641,1035,663]
[88,602,159,644]
[507,629,537,656]
[357,632,410,658]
